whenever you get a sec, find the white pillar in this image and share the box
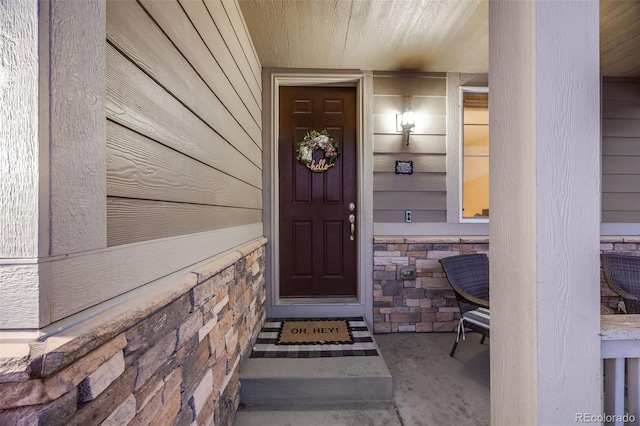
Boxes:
[0,1,42,260]
[489,0,601,424]
[1,0,48,329]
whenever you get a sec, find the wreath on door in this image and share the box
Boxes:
[296,129,340,172]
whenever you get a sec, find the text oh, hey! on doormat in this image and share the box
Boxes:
[278,319,353,345]
[249,318,379,358]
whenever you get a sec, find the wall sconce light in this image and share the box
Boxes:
[396,105,416,145]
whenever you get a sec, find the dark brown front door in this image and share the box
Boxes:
[279,86,357,298]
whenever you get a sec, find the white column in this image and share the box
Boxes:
[0,1,42,259]
[0,0,48,329]
[489,0,601,424]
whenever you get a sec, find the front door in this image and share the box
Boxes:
[279,86,357,298]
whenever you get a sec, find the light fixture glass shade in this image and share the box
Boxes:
[402,107,415,129]
[396,105,416,144]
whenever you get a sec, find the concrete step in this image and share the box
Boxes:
[234,402,401,426]
[239,319,393,406]
[239,353,393,405]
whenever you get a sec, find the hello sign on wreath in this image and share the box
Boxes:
[296,129,340,172]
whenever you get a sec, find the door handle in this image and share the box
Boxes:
[349,214,356,241]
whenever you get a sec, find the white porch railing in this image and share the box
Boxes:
[602,315,640,426]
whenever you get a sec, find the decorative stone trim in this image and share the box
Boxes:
[0,238,267,425]
[373,236,639,333]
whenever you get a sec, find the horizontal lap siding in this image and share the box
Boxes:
[602,78,640,224]
[106,123,261,209]
[106,0,262,246]
[373,73,447,223]
[107,198,262,246]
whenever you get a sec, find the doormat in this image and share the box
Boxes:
[277,319,353,345]
[250,318,378,358]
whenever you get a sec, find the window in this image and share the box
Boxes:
[460,87,489,222]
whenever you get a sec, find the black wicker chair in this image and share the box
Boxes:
[439,254,490,357]
[601,254,640,314]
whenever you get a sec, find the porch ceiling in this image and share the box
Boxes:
[239,0,640,77]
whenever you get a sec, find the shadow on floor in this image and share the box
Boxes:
[375,332,490,426]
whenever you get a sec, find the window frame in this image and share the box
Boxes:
[459,86,490,223]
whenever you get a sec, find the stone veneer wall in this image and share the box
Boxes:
[0,238,267,426]
[373,236,640,333]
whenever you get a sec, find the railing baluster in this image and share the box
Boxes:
[629,358,640,426]
[605,357,625,426]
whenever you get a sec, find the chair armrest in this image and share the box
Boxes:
[452,287,490,309]
[610,286,640,303]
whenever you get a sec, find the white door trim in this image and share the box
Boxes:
[264,71,374,325]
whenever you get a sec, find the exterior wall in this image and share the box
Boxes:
[373,72,489,236]
[0,239,266,425]
[106,0,262,247]
[373,72,640,238]
[373,237,640,333]
[372,72,447,223]
[373,237,486,333]
[0,0,265,329]
[602,77,640,223]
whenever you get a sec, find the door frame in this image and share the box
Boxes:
[264,70,374,325]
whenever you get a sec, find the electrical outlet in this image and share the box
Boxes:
[397,266,417,280]
[405,210,412,223]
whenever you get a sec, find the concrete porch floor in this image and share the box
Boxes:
[235,332,490,426]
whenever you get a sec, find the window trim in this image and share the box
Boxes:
[459,86,490,223]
